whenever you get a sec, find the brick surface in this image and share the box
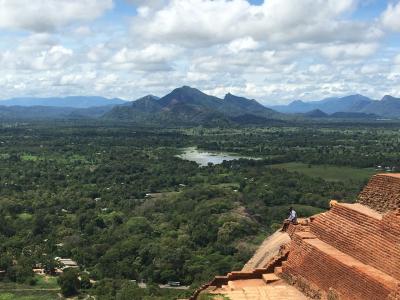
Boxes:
[310,202,400,280]
[192,174,400,300]
[358,173,400,213]
[283,232,398,300]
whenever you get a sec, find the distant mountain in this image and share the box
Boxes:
[271,94,400,118]
[0,106,71,119]
[104,86,282,125]
[0,96,126,108]
[271,94,373,114]
[271,100,313,114]
[316,94,372,114]
[303,109,328,118]
[2,89,399,122]
[359,95,400,118]
[0,105,117,120]
[299,110,378,120]
[223,93,278,117]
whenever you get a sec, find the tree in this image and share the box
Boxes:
[58,269,80,297]
[80,272,92,289]
[116,282,143,300]
[41,257,61,275]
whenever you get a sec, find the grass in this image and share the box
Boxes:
[34,276,59,289]
[18,213,33,221]
[0,154,10,160]
[0,291,59,300]
[0,276,60,300]
[0,276,59,290]
[270,162,377,182]
[21,155,40,161]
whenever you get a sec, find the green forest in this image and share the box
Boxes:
[0,120,399,299]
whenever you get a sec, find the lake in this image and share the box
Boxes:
[177,147,258,166]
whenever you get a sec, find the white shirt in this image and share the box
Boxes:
[288,210,297,221]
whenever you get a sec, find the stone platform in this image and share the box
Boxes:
[211,272,309,300]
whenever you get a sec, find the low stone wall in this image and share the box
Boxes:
[190,243,290,299]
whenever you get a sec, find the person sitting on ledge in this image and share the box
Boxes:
[281,207,297,232]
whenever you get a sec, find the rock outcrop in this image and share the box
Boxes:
[191,173,400,300]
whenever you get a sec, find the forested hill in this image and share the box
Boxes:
[103,86,283,125]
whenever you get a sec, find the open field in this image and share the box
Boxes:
[0,276,60,300]
[0,291,59,300]
[0,276,59,290]
[270,162,378,182]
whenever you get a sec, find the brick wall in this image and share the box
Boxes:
[388,284,400,300]
[283,233,397,300]
[310,203,400,280]
[358,174,400,213]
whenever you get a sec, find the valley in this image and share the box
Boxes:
[0,120,399,299]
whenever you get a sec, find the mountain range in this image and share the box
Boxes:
[271,94,400,118]
[103,86,281,125]
[0,87,400,123]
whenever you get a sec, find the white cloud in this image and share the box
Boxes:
[131,0,377,47]
[0,0,398,104]
[106,44,182,71]
[74,26,93,36]
[320,43,379,60]
[395,54,400,65]
[87,44,113,62]
[0,34,74,71]
[382,1,400,31]
[59,72,97,86]
[309,64,328,74]
[0,0,113,32]
[227,37,260,53]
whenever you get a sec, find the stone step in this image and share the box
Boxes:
[338,203,382,220]
[221,284,230,291]
[262,273,280,284]
[304,238,398,289]
[227,280,236,290]
[310,204,400,280]
[283,235,400,300]
[212,280,309,300]
[257,286,269,298]
[274,266,283,276]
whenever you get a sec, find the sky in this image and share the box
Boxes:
[0,0,399,105]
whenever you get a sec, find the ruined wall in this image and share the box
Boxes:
[358,174,400,213]
[191,174,400,300]
[310,203,400,280]
[283,232,398,300]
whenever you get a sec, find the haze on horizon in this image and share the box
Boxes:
[0,0,399,105]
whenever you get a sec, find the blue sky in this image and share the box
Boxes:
[0,0,399,104]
